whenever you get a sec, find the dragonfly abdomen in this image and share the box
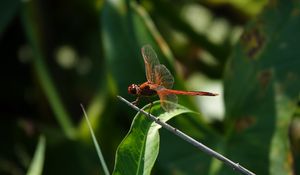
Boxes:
[160,89,218,96]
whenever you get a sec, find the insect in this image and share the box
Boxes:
[128,45,218,112]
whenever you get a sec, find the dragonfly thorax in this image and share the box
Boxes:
[128,83,157,97]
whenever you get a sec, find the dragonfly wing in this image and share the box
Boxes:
[142,45,160,83]
[157,88,178,112]
[154,64,174,89]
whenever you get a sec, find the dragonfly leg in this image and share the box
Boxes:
[131,96,140,106]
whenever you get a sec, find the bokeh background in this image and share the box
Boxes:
[1,0,299,174]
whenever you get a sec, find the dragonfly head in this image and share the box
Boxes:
[128,84,139,95]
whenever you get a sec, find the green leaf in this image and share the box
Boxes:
[270,94,296,175]
[112,101,194,175]
[26,135,46,175]
[101,0,145,95]
[222,0,300,174]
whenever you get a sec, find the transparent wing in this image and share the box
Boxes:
[157,88,178,112]
[154,64,174,89]
[141,45,160,83]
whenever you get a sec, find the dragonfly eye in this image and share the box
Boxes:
[128,84,137,94]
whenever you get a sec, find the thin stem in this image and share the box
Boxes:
[117,96,255,175]
[80,104,110,175]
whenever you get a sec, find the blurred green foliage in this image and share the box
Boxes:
[0,0,299,174]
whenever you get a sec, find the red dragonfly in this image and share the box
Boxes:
[128,45,218,111]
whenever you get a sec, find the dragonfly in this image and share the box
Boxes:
[128,45,218,112]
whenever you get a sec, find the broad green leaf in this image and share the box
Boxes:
[112,101,194,175]
[26,136,46,175]
[101,0,146,96]
[222,0,300,174]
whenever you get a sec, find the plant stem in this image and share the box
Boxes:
[117,95,255,175]
[80,104,110,175]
